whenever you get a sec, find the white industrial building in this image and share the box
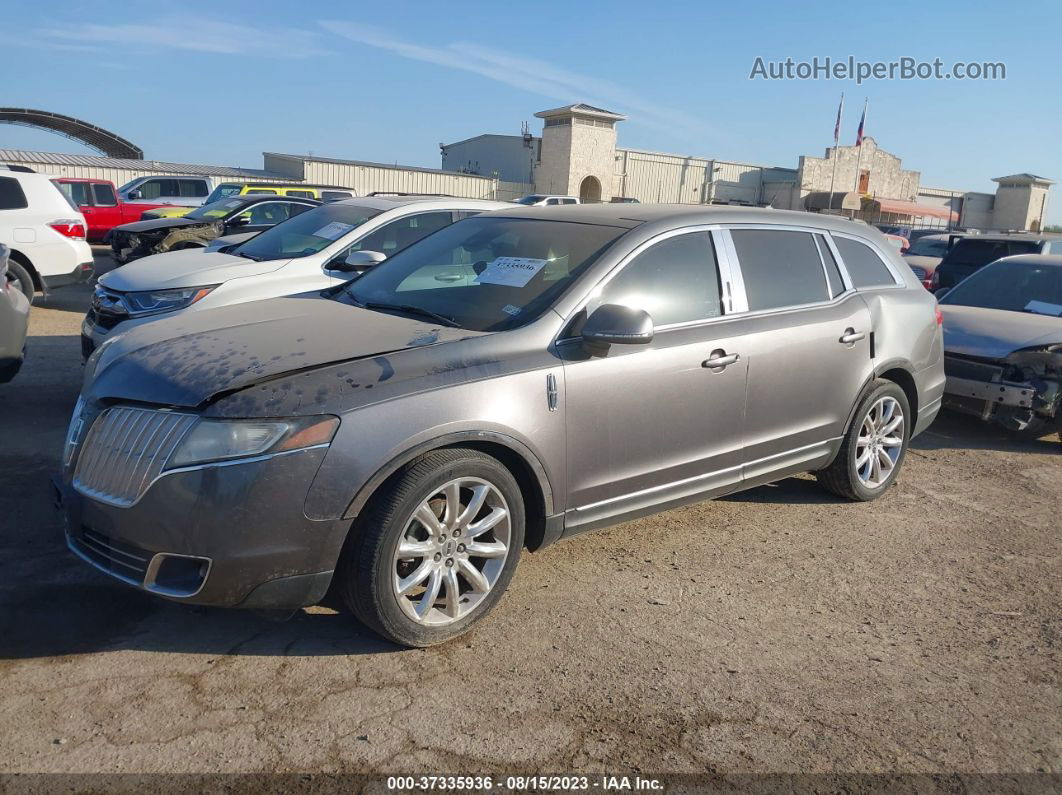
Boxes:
[2,102,1052,232]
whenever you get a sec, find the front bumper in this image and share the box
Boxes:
[41,260,94,290]
[942,354,1060,430]
[56,447,347,609]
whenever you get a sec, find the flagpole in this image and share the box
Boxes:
[851,98,868,219]
[828,92,844,214]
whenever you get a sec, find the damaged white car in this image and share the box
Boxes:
[938,254,1062,440]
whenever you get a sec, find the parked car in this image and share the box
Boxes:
[108,195,320,264]
[903,232,961,289]
[142,183,359,220]
[875,225,942,243]
[513,194,580,206]
[0,167,94,303]
[610,197,640,203]
[52,177,179,242]
[117,175,213,209]
[0,245,30,383]
[937,254,1061,439]
[83,196,511,356]
[932,232,1062,289]
[60,204,943,647]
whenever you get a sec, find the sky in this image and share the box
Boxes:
[4,0,1061,222]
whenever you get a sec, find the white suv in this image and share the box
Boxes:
[0,167,94,303]
[83,195,510,357]
[513,194,580,206]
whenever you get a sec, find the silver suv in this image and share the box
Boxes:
[59,205,945,646]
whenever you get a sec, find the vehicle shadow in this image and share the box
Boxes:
[34,285,94,315]
[912,410,1059,454]
[719,475,843,505]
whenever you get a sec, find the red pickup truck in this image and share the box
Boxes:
[52,178,181,243]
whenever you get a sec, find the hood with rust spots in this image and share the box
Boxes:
[86,293,485,408]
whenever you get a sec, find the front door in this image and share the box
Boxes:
[559,230,748,533]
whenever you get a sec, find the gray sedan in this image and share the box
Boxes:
[938,254,1062,438]
[58,205,944,646]
[0,245,30,383]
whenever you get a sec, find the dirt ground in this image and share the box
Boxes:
[0,249,1059,777]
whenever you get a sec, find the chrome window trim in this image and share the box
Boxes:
[828,230,906,289]
[819,231,856,293]
[555,224,732,341]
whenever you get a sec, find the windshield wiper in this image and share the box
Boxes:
[355,299,460,328]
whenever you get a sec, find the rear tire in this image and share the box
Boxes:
[817,379,911,501]
[338,449,524,647]
[6,260,34,304]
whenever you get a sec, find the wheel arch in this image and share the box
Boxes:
[842,360,919,435]
[341,431,557,551]
[6,248,42,290]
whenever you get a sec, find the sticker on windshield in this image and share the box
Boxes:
[1025,300,1062,316]
[313,221,356,241]
[501,304,522,316]
[475,256,548,288]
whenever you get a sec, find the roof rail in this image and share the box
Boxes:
[365,191,457,198]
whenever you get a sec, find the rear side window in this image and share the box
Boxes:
[731,229,829,311]
[286,189,315,199]
[179,179,208,197]
[0,177,28,210]
[246,188,277,195]
[92,183,117,206]
[600,231,721,325]
[833,236,897,288]
[814,234,845,297]
[321,191,352,200]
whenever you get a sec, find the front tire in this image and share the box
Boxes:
[817,379,911,501]
[338,449,525,647]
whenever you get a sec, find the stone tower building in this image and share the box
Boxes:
[532,104,626,201]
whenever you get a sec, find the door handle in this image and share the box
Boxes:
[703,350,740,370]
[839,328,866,345]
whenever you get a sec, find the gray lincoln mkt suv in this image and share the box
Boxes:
[58,205,945,646]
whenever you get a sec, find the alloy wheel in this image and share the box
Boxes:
[391,477,511,626]
[855,396,905,489]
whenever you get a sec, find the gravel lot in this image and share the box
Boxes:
[0,249,1059,777]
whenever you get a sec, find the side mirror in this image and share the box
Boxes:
[127,189,142,200]
[334,250,387,273]
[933,288,951,300]
[581,304,654,346]
[226,215,250,228]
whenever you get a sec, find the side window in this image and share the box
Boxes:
[286,190,314,199]
[814,234,846,297]
[92,183,117,206]
[179,180,208,197]
[288,202,314,217]
[833,236,897,288]
[546,198,560,205]
[347,212,454,257]
[139,179,176,199]
[562,198,578,205]
[246,188,277,195]
[0,177,28,210]
[596,231,722,326]
[321,191,352,200]
[63,182,92,207]
[731,229,829,311]
[243,202,293,226]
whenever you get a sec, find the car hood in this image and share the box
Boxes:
[112,217,203,234]
[85,293,484,408]
[99,249,291,291]
[903,255,941,268]
[940,304,1062,359]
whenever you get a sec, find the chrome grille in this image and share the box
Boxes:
[73,407,197,507]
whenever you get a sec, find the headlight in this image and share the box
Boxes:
[166,416,340,469]
[62,395,87,469]
[123,285,217,317]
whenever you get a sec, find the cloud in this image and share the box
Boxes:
[36,15,332,57]
[320,21,715,140]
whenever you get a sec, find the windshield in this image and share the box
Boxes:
[232,203,383,261]
[907,238,949,257]
[514,195,546,205]
[941,258,1062,316]
[945,239,1040,267]
[342,216,627,331]
[185,197,247,221]
[204,183,243,204]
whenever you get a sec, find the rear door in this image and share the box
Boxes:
[722,226,875,477]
